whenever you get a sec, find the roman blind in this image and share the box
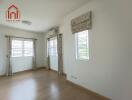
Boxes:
[71,11,92,34]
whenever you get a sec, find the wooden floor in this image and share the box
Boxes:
[0,69,108,100]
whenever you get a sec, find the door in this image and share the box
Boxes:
[11,39,34,73]
[48,37,58,71]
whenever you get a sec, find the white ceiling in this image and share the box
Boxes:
[0,0,89,32]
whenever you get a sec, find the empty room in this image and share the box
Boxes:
[0,0,131,100]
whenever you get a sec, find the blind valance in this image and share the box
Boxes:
[71,11,92,34]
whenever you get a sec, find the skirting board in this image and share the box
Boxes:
[0,66,46,77]
[13,66,46,74]
[67,80,111,100]
[49,68,67,76]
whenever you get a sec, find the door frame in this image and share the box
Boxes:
[46,34,63,75]
[47,35,58,71]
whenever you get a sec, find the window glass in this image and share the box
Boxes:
[48,38,57,56]
[24,41,33,56]
[12,40,23,57]
[12,39,33,57]
[76,30,89,60]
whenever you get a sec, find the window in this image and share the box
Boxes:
[48,37,57,56]
[12,40,23,57]
[75,30,89,60]
[12,39,33,57]
[24,41,33,56]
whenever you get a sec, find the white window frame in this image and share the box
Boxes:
[75,30,89,61]
[48,37,58,56]
[23,41,34,57]
[11,40,23,57]
[11,39,34,57]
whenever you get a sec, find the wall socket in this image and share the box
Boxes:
[71,75,78,79]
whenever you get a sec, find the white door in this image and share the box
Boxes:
[48,37,58,71]
[11,39,34,73]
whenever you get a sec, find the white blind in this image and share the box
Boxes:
[71,12,92,34]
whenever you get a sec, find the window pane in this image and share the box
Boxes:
[49,40,54,48]
[24,41,33,48]
[24,41,33,56]
[12,40,23,57]
[48,38,57,56]
[12,40,23,48]
[11,40,34,57]
[76,30,89,60]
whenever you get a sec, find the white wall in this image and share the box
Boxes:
[0,25,45,75]
[59,0,131,100]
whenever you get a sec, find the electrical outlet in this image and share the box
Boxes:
[71,75,77,79]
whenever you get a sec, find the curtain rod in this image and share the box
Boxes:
[5,35,37,40]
